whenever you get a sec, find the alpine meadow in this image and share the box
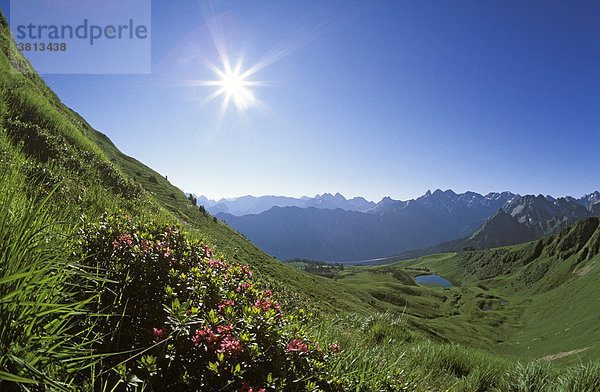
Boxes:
[1,2,600,392]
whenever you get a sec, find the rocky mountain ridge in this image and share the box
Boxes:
[186,192,375,216]
[215,189,600,262]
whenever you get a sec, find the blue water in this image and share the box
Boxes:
[483,298,507,311]
[414,274,453,288]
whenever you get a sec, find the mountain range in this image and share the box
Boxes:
[214,190,600,262]
[3,6,600,388]
[186,192,375,216]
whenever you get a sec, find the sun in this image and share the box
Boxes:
[216,65,256,111]
[221,70,244,95]
[195,59,261,113]
[192,9,317,119]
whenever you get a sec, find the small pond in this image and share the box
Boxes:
[482,298,508,311]
[414,274,453,288]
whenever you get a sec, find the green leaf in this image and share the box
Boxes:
[207,362,219,374]
[0,370,39,384]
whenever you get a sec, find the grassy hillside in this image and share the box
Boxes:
[378,218,600,365]
[0,9,389,317]
[302,217,600,368]
[0,11,394,390]
[455,217,600,365]
[2,7,600,390]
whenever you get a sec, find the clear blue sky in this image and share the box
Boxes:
[2,1,599,201]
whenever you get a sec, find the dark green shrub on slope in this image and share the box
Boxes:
[77,213,344,391]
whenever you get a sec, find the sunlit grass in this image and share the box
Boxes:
[0,174,99,389]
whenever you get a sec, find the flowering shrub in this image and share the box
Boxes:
[78,213,343,391]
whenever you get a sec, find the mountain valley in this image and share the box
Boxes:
[1,7,599,391]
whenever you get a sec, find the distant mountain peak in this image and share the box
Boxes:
[577,191,600,207]
[420,189,458,200]
[195,192,375,216]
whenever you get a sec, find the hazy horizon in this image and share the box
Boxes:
[189,188,600,205]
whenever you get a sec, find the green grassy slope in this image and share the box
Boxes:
[500,261,600,366]
[3,7,600,389]
[4,5,599,359]
[310,218,600,365]
[382,218,600,365]
[0,10,399,317]
[454,218,600,365]
[327,256,522,350]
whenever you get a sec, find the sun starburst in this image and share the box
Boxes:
[191,8,318,118]
[213,61,257,111]
[193,57,264,115]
